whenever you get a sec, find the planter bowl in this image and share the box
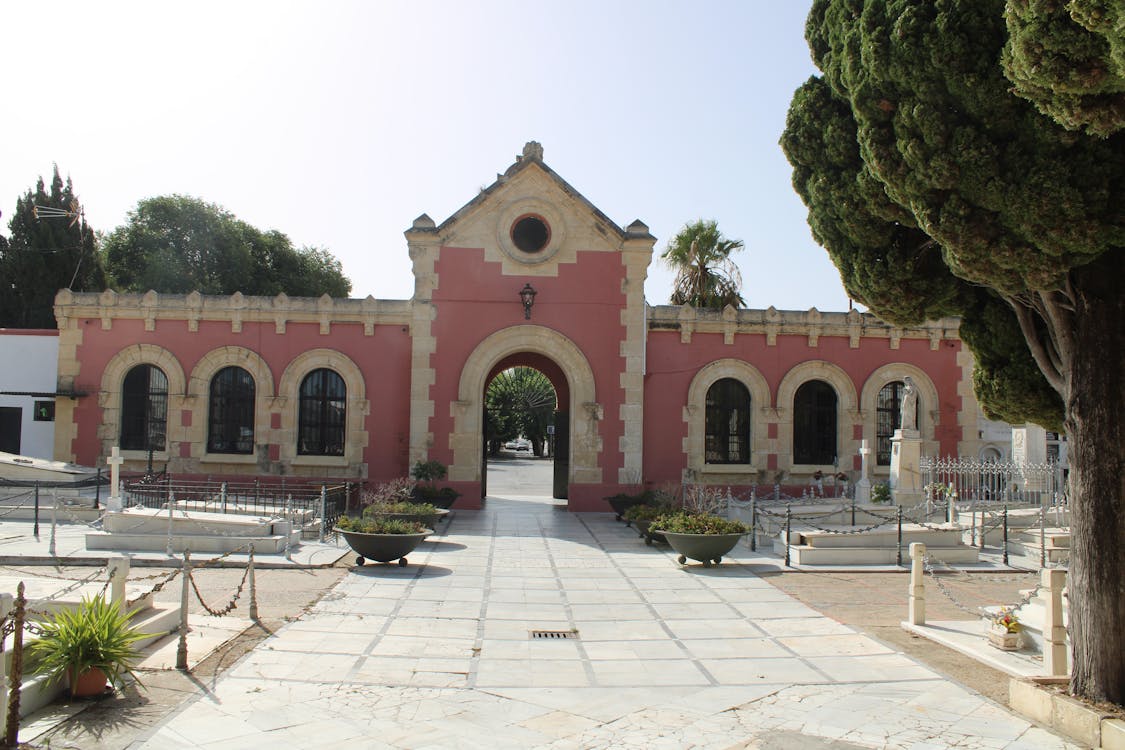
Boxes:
[658,531,744,567]
[336,528,432,566]
[410,488,459,510]
[633,519,667,545]
[605,495,649,521]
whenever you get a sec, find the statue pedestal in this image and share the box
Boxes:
[890,429,923,506]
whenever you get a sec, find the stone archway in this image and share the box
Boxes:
[450,326,600,505]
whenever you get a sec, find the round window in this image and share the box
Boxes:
[511,215,550,254]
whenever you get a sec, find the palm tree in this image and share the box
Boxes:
[485,367,557,456]
[661,219,745,309]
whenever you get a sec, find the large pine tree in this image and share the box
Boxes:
[782,0,1124,703]
[0,166,105,328]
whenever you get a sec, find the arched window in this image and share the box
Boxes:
[298,368,345,456]
[793,380,837,465]
[208,366,255,454]
[120,364,168,451]
[705,378,750,464]
[876,381,918,465]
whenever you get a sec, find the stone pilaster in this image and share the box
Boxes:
[405,214,441,465]
[618,220,654,483]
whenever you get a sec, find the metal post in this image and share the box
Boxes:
[48,491,57,556]
[1039,492,1047,569]
[176,550,191,671]
[248,545,259,622]
[908,542,926,625]
[1002,503,1009,566]
[221,482,228,515]
[749,494,757,552]
[4,584,26,746]
[851,499,856,526]
[318,485,327,544]
[784,505,792,568]
[896,506,904,567]
[284,494,293,561]
[33,481,40,540]
[167,492,176,558]
[95,468,102,510]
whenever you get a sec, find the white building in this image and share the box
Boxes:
[0,329,60,459]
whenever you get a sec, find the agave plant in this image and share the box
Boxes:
[29,595,153,695]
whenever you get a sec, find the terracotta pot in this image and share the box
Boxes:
[69,666,108,697]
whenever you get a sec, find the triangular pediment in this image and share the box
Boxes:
[430,142,632,274]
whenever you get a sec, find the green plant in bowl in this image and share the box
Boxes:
[336,516,425,534]
[29,594,155,696]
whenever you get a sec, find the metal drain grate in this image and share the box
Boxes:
[530,629,578,640]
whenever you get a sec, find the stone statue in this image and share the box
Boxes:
[900,376,918,432]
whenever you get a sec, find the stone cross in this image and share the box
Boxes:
[106,446,124,513]
[855,439,873,504]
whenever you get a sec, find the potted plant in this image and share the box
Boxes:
[362,499,449,527]
[623,503,669,544]
[987,607,1022,651]
[29,594,154,698]
[410,460,460,509]
[335,515,431,567]
[652,511,748,567]
[871,482,892,505]
[604,489,654,521]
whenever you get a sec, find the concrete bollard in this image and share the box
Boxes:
[1042,567,1068,677]
[909,542,926,625]
[108,556,130,611]
[177,550,191,671]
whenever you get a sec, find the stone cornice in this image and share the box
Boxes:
[55,290,412,333]
[648,304,959,347]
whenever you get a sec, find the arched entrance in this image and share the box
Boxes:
[450,326,600,508]
[483,356,568,499]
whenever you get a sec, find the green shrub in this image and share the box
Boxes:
[411,460,448,483]
[623,504,666,522]
[871,482,892,504]
[653,511,747,535]
[362,501,438,517]
[336,516,425,534]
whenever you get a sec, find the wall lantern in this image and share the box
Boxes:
[519,283,538,320]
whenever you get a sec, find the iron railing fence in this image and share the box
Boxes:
[122,478,354,539]
[920,456,1067,510]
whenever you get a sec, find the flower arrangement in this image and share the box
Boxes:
[992,607,1021,633]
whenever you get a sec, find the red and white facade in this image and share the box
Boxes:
[50,144,983,510]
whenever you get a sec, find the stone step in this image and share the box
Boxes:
[786,523,965,549]
[86,529,299,554]
[774,539,979,565]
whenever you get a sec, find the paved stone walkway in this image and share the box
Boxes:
[139,492,1075,749]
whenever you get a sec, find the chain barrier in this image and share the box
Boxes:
[922,554,1042,618]
[755,504,897,534]
[188,565,250,617]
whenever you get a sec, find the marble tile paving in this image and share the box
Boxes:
[141,495,1078,749]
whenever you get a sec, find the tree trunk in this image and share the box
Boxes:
[1065,254,1125,704]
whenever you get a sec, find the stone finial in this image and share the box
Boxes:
[412,214,436,230]
[521,141,544,161]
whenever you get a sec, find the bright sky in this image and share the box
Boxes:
[2,1,854,312]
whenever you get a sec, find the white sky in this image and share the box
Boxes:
[1,1,855,312]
